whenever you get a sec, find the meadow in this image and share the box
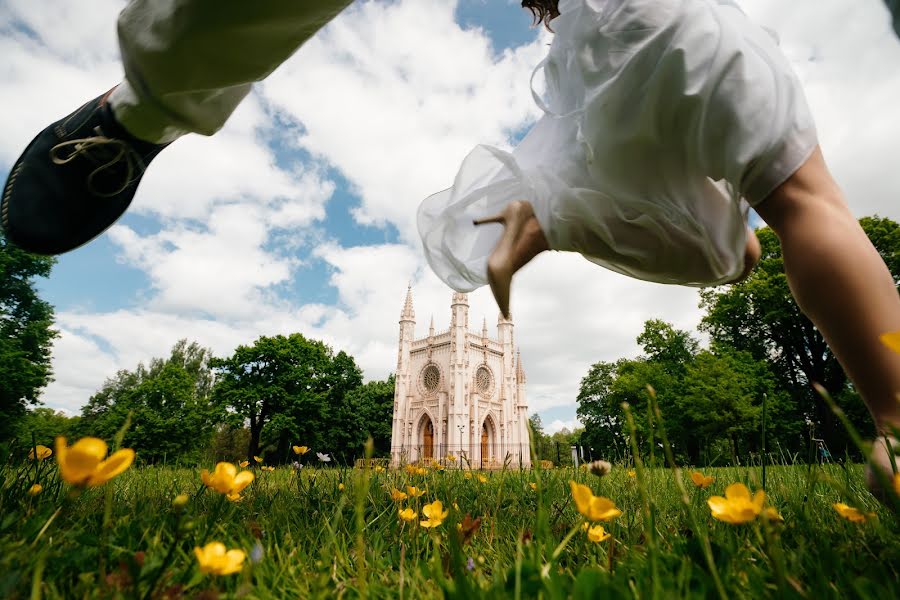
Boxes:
[2,437,898,600]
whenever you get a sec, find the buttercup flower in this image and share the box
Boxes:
[399,507,417,522]
[253,456,263,464]
[763,507,784,523]
[239,460,250,468]
[708,483,765,524]
[261,465,275,472]
[420,500,449,528]
[55,437,135,487]
[28,483,42,495]
[588,460,612,478]
[879,331,900,353]
[447,454,457,463]
[586,524,611,543]
[201,462,255,501]
[375,465,385,473]
[627,470,636,478]
[416,467,427,476]
[569,481,623,522]
[405,464,418,475]
[338,483,345,491]
[406,486,425,498]
[391,488,408,502]
[293,445,309,456]
[194,542,245,575]
[464,472,472,480]
[691,472,715,489]
[529,482,537,491]
[833,502,873,523]
[29,445,52,461]
[477,475,488,484]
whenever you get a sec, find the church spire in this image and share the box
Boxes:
[516,349,526,384]
[482,317,488,338]
[429,315,435,337]
[401,283,415,321]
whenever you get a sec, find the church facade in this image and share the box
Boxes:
[390,287,531,468]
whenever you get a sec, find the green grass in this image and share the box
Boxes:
[1,452,897,599]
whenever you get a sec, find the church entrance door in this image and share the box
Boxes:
[423,420,434,461]
[481,423,489,468]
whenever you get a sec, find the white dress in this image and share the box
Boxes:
[418,0,817,293]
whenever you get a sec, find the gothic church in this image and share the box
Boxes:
[390,287,531,468]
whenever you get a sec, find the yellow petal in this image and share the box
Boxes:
[215,462,238,480]
[59,437,107,485]
[708,496,729,518]
[752,490,766,511]
[879,331,900,354]
[221,549,245,575]
[88,448,135,486]
[232,470,255,494]
[724,483,751,501]
[894,473,900,497]
[569,481,592,517]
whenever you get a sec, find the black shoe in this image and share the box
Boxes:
[1,90,168,255]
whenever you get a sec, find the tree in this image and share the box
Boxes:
[211,334,364,462]
[76,340,219,463]
[0,235,57,441]
[344,374,395,457]
[699,217,900,452]
[14,407,78,447]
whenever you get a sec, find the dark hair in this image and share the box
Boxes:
[522,1,560,31]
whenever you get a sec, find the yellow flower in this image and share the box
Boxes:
[29,445,52,461]
[239,460,249,468]
[399,507,417,522]
[374,465,385,473]
[406,486,425,498]
[263,466,276,472]
[253,456,263,464]
[194,542,245,576]
[405,464,418,475]
[416,467,428,476]
[879,331,900,354]
[446,453,457,462]
[433,463,445,471]
[420,500,449,528]
[763,507,784,523]
[292,445,309,456]
[201,462,255,502]
[586,524,611,543]
[833,502,872,523]
[477,475,488,484]
[338,483,345,491]
[452,502,459,511]
[391,488,408,502]
[690,471,715,489]
[707,483,765,524]
[627,470,636,478]
[529,482,537,491]
[55,437,134,487]
[569,481,623,522]
[464,472,472,480]
[28,483,42,495]
[173,494,190,508]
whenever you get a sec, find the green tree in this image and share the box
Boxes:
[211,334,364,463]
[0,235,57,441]
[699,218,899,453]
[14,407,78,447]
[76,340,219,463]
[343,374,395,457]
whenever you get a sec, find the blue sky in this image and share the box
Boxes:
[3,0,900,436]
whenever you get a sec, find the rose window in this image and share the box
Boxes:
[475,366,492,394]
[422,365,441,393]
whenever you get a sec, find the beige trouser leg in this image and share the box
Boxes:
[108,0,355,143]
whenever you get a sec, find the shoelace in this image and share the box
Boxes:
[49,128,146,198]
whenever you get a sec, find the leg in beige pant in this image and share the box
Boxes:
[109,0,355,143]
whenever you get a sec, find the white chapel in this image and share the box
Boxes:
[390,287,531,468]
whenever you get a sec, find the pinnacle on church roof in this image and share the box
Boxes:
[482,317,488,337]
[401,284,415,320]
[516,350,526,383]
[451,291,469,306]
[429,316,435,336]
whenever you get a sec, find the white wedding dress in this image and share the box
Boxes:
[418,0,817,293]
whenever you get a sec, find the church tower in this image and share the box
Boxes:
[390,287,531,468]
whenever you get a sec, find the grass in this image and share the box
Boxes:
[1,447,898,599]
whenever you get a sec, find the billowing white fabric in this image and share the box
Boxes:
[418,0,818,293]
